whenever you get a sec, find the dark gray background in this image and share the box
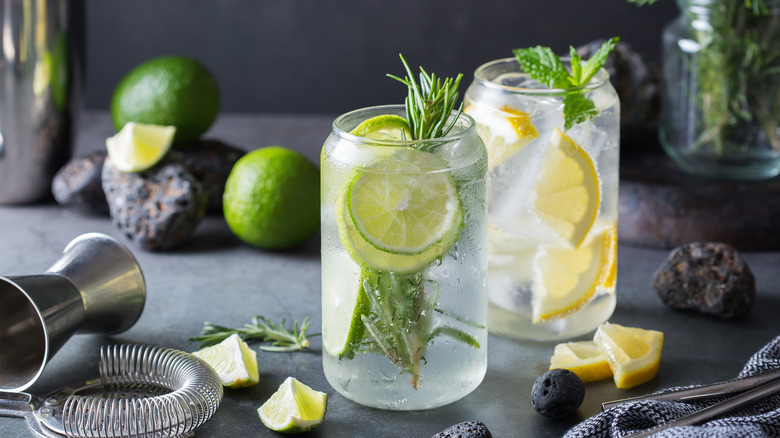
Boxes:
[83,0,679,114]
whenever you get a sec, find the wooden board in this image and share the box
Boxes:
[618,128,780,251]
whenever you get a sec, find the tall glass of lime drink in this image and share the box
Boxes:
[320,104,488,410]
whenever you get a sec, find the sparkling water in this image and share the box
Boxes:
[320,105,488,409]
[464,58,620,341]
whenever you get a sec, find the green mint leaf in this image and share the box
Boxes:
[563,92,598,131]
[581,37,619,86]
[569,46,583,85]
[512,46,568,89]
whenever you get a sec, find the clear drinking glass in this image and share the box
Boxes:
[464,58,620,341]
[659,0,780,180]
[320,105,488,410]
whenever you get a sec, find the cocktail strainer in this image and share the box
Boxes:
[0,344,223,438]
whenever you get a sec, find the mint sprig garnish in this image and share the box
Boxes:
[513,37,619,130]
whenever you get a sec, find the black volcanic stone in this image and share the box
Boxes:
[432,421,492,438]
[51,152,109,215]
[531,369,585,419]
[102,157,207,251]
[171,139,245,213]
[652,242,755,318]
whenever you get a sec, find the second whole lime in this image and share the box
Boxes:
[223,147,320,249]
[111,55,220,146]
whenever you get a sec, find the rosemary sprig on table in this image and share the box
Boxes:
[387,54,464,141]
[190,315,319,352]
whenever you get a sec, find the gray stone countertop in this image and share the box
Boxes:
[2,112,780,437]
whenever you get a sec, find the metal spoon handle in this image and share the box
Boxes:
[603,368,780,411]
[624,377,780,438]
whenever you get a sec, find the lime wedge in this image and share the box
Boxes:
[350,114,411,140]
[192,333,259,389]
[322,251,370,357]
[105,122,176,172]
[258,377,327,433]
[346,148,462,258]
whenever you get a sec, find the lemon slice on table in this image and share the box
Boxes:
[350,114,412,140]
[534,128,600,248]
[321,251,370,358]
[192,333,259,389]
[549,340,613,383]
[258,377,328,433]
[594,322,664,389]
[465,104,538,169]
[531,222,617,323]
[105,122,176,172]
[345,147,462,259]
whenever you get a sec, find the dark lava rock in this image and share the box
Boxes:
[171,139,245,213]
[652,242,755,318]
[102,157,207,251]
[432,421,492,438]
[577,39,659,126]
[531,369,585,419]
[51,152,109,215]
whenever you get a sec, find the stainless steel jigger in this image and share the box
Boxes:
[0,233,146,392]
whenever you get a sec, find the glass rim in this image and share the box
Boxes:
[332,104,476,147]
[472,57,610,95]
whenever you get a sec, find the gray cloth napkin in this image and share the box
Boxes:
[564,335,780,438]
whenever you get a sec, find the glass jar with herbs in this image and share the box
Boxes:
[655,0,780,180]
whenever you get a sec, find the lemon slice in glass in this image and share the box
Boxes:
[105,122,176,172]
[258,377,327,433]
[534,128,600,248]
[192,333,259,389]
[549,340,613,383]
[346,148,462,258]
[465,104,538,169]
[594,322,664,389]
[531,222,617,323]
[350,114,412,140]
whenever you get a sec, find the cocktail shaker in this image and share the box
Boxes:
[0,0,84,204]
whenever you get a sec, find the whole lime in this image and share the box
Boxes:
[111,56,220,146]
[223,147,320,249]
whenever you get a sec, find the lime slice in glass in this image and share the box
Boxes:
[322,251,370,358]
[346,148,462,259]
[105,122,176,172]
[350,114,411,140]
[258,377,327,433]
[192,333,259,389]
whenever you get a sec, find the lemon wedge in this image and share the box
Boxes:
[534,128,600,248]
[105,122,176,172]
[465,104,539,169]
[594,322,664,389]
[549,340,613,383]
[192,333,259,389]
[258,377,328,433]
[531,222,617,323]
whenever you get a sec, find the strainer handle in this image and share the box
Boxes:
[0,391,33,418]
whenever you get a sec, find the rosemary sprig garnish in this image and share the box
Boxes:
[190,315,319,352]
[387,54,464,140]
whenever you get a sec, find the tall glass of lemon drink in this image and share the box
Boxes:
[320,103,488,410]
[464,51,619,341]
